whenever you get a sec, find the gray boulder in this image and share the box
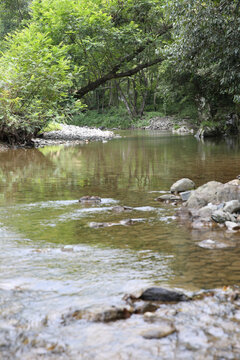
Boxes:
[223,200,240,214]
[225,221,240,231]
[198,204,218,219]
[217,185,240,204]
[170,178,195,193]
[180,191,193,201]
[211,210,232,224]
[186,181,223,209]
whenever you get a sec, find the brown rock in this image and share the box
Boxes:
[65,305,132,323]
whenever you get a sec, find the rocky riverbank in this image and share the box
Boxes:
[156,176,240,248]
[32,124,118,147]
[144,116,195,135]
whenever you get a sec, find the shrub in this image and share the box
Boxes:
[0,28,72,144]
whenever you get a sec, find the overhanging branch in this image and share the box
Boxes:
[75,24,172,99]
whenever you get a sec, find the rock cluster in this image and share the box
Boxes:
[185,179,240,231]
[42,124,116,141]
[156,177,240,232]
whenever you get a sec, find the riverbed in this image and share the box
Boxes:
[0,131,240,359]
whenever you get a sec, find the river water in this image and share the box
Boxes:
[0,131,240,359]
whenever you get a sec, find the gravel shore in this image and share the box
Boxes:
[33,124,118,147]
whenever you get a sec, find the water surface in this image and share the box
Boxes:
[0,131,240,358]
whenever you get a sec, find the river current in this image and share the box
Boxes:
[0,131,240,359]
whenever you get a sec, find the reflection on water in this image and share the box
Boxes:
[0,132,240,358]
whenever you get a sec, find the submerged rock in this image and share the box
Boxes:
[64,305,132,323]
[139,287,188,302]
[79,196,101,203]
[119,218,144,226]
[197,239,233,249]
[155,194,181,202]
[89,218,144,228]
[170,178,195,194]
[111,205,133,213]
[89,222,110,228]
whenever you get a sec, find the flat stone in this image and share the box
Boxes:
[155,194,181,201]
[170,178,195,193]
[141,322,176,339]
[140,287,188,302]
[223,200,240,214]
[198,239,231,249]
[180,191,192,201]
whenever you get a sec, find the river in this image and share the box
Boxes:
[0,131,240,359]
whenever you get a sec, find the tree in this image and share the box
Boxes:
[168,0,240,114]
[30,0,171,99]
[0,28,72,144]
[0,0,173,144]
[0,0,31,42]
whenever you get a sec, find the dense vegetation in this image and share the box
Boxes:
[0,0,239,143]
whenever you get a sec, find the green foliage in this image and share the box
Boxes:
[69,107,131,129]
[169,0,240,111]
[30,0,167,91]
[0,0,239,143]
[0,0,31,44]
[0,28,72,144]
[40,121,62,133]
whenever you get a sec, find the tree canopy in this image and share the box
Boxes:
[0,0,239,143]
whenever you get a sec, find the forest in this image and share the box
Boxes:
[0,0,239,143]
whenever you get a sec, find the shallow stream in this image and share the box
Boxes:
[0,131,240,359]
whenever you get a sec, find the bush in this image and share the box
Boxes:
[0,28,72,144]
